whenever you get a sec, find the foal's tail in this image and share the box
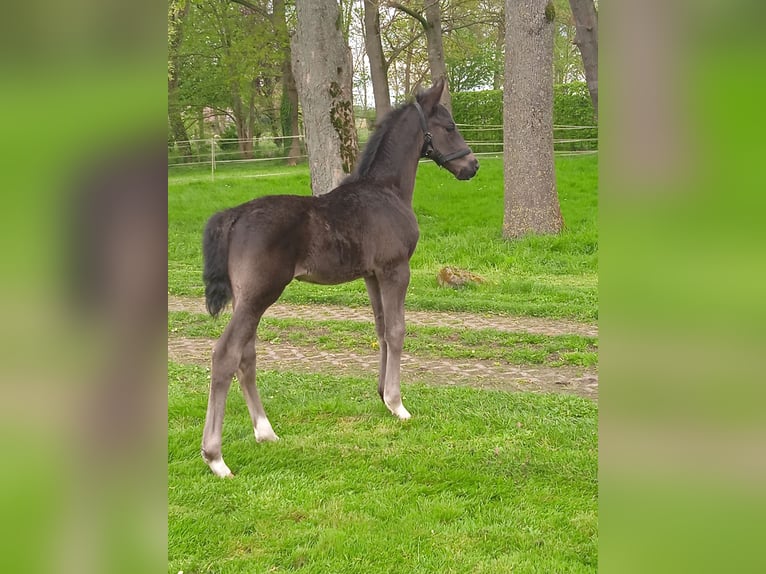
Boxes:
[202,210,237,317]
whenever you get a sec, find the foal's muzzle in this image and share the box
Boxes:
[455,155,480,180]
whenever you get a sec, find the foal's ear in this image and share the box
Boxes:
[417,77,446,114]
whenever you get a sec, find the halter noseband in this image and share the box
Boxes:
[413,101,472,167]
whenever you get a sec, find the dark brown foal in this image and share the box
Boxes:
[200,79,478,476]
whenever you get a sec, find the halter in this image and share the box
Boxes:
[413,101,472,167]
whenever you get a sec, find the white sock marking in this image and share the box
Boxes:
[207,457,233,478]
[255,417,279,442]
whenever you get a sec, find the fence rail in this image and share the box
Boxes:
[168,124,597,176]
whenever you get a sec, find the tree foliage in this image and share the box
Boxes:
[172,0,283,153]
[168,0,597,163]
[445,27,503,92]
[355,0,584,101]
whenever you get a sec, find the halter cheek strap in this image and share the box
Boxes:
[413,101,472,167]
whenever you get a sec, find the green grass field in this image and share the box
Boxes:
[168,155,598,573]
[168,155,597,321]
[169,364,597,573]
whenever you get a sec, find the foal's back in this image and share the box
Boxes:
[226,180,419,287]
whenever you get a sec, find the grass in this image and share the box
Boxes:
[168,362,598,573]
[168,155,598,320]
[168,155,599,572]
[169,310,598,368]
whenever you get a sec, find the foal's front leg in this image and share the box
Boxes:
[378,266,411,420]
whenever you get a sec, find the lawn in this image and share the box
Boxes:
[168,155,599,573]
[168,155,598,321]
[168,363,598,573]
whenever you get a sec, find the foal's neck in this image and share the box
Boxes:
[368,106,423,205]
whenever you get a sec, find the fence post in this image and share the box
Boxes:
[211,138,216,181]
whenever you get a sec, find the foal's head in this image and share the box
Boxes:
[415,79,479,180]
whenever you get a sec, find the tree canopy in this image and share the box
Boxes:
[168,0,591,148]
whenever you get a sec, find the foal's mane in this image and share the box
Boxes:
[343,103,413,183]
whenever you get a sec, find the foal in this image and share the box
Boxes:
[200,80,478,477]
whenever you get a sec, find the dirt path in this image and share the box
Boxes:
[168,295,598,338]
[168,337,598,400]
[168,296,598,401]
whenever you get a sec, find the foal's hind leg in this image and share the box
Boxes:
[364,276,387,400]
[377,264,412,420]
[237,331,279,443]
[201,311,256,477]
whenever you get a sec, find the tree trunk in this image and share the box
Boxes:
[283,64,302,165]
[503,0,563,238]
[568,0,598,118]
[168,102,191,161]
[231,91,253,160]
[237,118,254,159]
[363,0,392,124]
[424,0,451,111]
[292,0,358,195]
[493,12,505,90]
[248,78,257,153]
[168,0,191,162]
[404,33,412,96]
[197,107,205,140]
[274,0,302,166]
[391,2,450,108]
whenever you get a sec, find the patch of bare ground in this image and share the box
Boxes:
[168,337,598,401]
[168,295,598,338]
[168,295,597,400]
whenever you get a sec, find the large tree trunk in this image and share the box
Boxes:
[292,0,358,195]
[273,0,301,166]
[423,0,451,111]
[569,0,598,118]
[363,0,392,124]
[503,0,563,238]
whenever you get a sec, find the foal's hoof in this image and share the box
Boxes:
[254,426,280,443]
[386,402,411,420]
[255,417,279,442]
[256,432,280,443]
[206,457,234,478]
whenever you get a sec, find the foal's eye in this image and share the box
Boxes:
[446,124,456,132]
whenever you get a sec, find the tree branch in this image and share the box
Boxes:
[385,29,426,64]
[208,106,237,124]
[442,18,499,34]
[228,0,270,19]
[388,2,428,30]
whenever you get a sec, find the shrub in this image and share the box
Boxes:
[553,83,598,151]
[218,124,239,152]
[452,83,597,152]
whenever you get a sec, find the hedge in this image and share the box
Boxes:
[451,82,597,152]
